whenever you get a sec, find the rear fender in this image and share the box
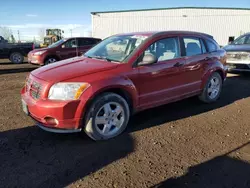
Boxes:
[201,62,226,89]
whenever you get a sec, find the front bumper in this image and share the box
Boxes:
[28,54,44,65]
[36,122,82,133]
[226,60,250,72]
[21,87,86,132]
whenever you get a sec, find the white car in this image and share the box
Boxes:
[224,33,250,72]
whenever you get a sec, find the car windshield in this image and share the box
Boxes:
[47,39,66,48]
[232,35,250,45]
[84,35,148,62]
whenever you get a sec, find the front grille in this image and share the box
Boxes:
[26,79,42,100]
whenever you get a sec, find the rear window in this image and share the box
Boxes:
[206,39,219,52]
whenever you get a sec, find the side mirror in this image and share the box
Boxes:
[61,44,65,48]
[138,53,157,66]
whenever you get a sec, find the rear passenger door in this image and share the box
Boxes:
[77,38,99,55]
[180,36,208,93]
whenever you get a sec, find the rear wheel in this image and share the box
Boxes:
[84,93,130,141]
[10,52,24,64]
[199,72,222,103]
[44,57,57,65]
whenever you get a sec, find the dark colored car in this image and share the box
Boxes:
[21,31,227,141]
[0,36,34,64]
[224,33,250,72]
[27,37,101,65]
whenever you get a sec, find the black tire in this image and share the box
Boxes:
[44,57,58,65]
[10,52,24,64]
[199,72,223,103]
[84,93,130,141]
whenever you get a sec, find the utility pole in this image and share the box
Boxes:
[17,30,20,42]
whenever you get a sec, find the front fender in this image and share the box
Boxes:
[79,75,139,111]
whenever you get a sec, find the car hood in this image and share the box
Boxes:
[31,56,118,82]
[29,48,50,53]
[223,44,250,52]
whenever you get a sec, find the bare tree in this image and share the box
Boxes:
[0,26,13,41]
[38,28,46,41]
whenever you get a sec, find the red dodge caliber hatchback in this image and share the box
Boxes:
[21,31,228,140]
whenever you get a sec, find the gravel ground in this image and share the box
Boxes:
[0,59,250,188]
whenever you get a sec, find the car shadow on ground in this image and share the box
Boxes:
[128,74,250,133]
[0,74,249,187]
[0,61,29,65]
[152,142,250,188]
[0,127,134,187]
[0,62,15,65]
[0,67,37,75]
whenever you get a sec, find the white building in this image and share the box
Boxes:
[91,7,250,45]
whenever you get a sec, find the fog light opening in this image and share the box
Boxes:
[44,117,58,126]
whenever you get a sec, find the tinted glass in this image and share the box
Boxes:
[64,39,77,48]
[78,38,97,46]
[183,38,202,56]
[145,37,180,61]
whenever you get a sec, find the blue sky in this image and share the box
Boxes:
[0,0,249,41]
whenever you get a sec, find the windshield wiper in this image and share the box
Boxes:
[86,55,119,62]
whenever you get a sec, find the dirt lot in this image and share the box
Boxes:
[1,59,250,188]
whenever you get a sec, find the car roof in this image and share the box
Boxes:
[64,37,101,40]
[114,30,213,39]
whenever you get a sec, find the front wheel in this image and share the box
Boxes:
[199,72,223,103]
[44,57,57,65]
[84,93,130,141]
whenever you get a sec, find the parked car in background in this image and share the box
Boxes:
[21,31,227,141]
[27,37,101,65]
[0,36,34,64]
[224,33,250,72]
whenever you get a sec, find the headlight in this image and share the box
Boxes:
[48,82,90,100]
[34,51,46,55]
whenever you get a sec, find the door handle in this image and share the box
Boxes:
[173,62,184,67]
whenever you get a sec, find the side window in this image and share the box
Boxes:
[183,37,202,56]
[145,37,180,61]
[64,39,77,48]
[234,36,246,45]
[200,39,207,53]
[78,38,97,46]
[206,39,219,52]
[245,35,250,44]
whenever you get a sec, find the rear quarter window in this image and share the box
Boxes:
[206,39,219,52]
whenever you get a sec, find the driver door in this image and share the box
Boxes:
[58,38,78,60]
[135,37,186,109]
